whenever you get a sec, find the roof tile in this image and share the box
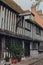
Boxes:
[32,9,43,28]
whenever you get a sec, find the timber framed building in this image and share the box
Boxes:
[0,0,43,59]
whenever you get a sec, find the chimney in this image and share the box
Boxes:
[31,4,36,11]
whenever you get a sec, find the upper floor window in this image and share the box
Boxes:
[25,21,31,31]
[36,27,41,35]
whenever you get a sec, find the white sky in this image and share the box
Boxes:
[13,0,43,13]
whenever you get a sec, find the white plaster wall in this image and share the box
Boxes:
[17,27,23,35]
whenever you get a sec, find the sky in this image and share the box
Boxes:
[13,0,43,13]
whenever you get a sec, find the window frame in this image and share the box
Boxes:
[36,26,41,35]
[32,43,37,50]
[25,21,31,31]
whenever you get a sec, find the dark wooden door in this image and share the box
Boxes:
[24,41,30,57]
[0,39,2,59]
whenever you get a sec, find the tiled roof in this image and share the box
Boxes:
[37,10,42,15]
[32,9,43,28]
[1,0,24,13]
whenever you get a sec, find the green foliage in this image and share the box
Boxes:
[10,43,23,59]
[10,44,17,59]
[16,45,23,58]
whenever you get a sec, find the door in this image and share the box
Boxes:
[0,39,2,59]
[24,41,30,57]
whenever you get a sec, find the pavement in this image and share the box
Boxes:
[0,53,43,65]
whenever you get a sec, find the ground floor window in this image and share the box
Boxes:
[32,42,37,50]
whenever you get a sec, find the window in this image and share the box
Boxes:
[25,21,31,31]
[36,27,41,35]
[32,43,37,50]
[24,16,29,19]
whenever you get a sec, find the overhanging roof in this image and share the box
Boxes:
[0,0,24,13]
[19,10,31,16]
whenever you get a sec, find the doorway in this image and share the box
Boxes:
[0,38,2,59]
[24,41,30,57]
